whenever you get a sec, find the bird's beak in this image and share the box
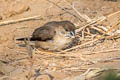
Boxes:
[70,31,75,38]
[71,31,75,36]
[65,31,75,38]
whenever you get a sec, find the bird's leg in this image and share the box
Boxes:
[24,38,33,58]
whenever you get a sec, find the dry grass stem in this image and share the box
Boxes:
[75,11,120,34]
[90,25,106,34]
[86,28,90,34]
[92,48,120,54]
[107,10,120,18]
[72,2,92,22]
[0,15,42,26]
[35,49,86,61]
[46,0,83,22]
[75,16,106,33]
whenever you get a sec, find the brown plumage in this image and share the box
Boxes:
[16,20,75,51]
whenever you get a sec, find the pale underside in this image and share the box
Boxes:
[35,26,74,51]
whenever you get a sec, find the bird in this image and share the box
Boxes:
[16,20,75,52]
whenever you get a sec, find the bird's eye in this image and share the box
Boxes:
[54,31,56,34]
[65,29,68,31]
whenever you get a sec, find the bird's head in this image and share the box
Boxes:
[61,20,75,39]
[58,27,75,39]
[55,21,76,39]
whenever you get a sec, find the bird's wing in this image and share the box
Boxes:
[32,25,56,41]
[16,21,75,41]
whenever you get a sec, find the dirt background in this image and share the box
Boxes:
[0,0,120,80]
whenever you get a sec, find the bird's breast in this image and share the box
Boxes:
[35,35,73,51]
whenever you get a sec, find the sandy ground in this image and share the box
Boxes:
[0,0,120,80]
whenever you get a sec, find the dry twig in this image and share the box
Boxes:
[72,2,92,22]
[92,48,120,54]
[75,16,106,33]
[0,15,42,26]
[46,0,83,22]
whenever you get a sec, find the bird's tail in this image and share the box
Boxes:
[16,37,37,41]
[16,37,27,41]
